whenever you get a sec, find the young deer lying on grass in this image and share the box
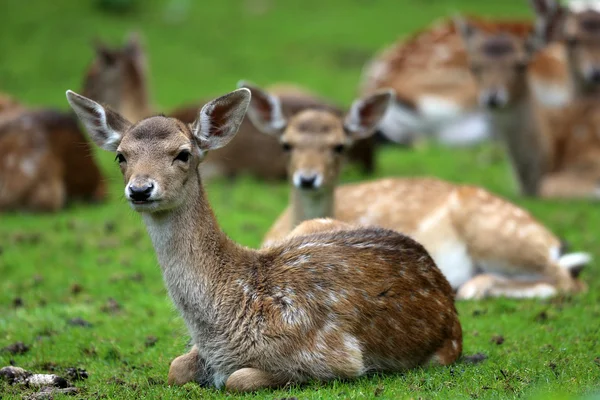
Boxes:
[242,82,590,300]
[0,107,106,212]
[66,88,462,391]
[458,7,600,199]
[82,34,375,178]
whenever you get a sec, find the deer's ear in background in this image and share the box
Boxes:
[238,80,287,136]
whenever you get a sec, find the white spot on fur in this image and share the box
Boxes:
[20,158,37,177]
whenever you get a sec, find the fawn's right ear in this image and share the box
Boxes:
[66,90,131,151]
[454,15,479,46]
[237,80,287,136]
[529,0,565,45]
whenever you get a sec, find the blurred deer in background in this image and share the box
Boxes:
[66,88,462,392]
[242,82,590,300]
[359,0,573,146]
[82,34,376,180]
[0,108,106,212]
[458,1,600,199]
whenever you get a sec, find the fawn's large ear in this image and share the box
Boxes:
[237,80,287,136]
[529,0,565,46]
[192,88,251,151]
[454,15,480,46]
[344,89,394,140]
[66,90,131,151]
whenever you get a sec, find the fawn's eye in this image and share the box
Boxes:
[281,142,292,152]
[175,150,191,163]
[115,153,126,164]
[333,144,346,154]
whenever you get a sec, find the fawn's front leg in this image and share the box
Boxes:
[168,345,205,386]
[225,368,291,393]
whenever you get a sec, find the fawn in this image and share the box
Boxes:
[241,82,590,300]
[66,88,462,391]
[0,106,106,212]
[82,34,375,178]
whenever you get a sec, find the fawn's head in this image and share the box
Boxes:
[241,82,392,192]
[457,17,537,109]
[66,89,250,213]
[81,33,147,120]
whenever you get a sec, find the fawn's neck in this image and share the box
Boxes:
[291,187,335,228]
[141,174,250,332]
[488,92,549,196]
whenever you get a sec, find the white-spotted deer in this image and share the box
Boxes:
[66,88,462,391]
[359,0,575,146]
[458,3,600,199]
[0,104,106,212]
[241,82,590,300]
[82,34,376,178]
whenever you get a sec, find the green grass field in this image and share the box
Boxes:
[1,0,599,398]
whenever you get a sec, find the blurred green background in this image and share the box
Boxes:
[1,0,599,399]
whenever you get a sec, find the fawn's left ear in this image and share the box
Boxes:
[66,90,131,151]
[344,89,394,140]
[192,88,251,151]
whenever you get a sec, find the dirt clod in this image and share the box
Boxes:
[491,335,505,345]
[463,353,488,364]
[70,283,83,295]
[65,367,88,381]
[535,311,548,322]
[100,298,121,314]
[67,318,93,328]
[2,342,30,355]
[144,336,158,348]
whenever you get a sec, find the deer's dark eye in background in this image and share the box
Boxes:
[282,142,292,152]
[175,150,191,163]
[115,153,126,163]
[333,144,346,154]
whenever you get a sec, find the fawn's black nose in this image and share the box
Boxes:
[299,175,317,189]
[128,182,154,202]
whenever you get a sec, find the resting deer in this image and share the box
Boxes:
[457,3,600,199]
[82,34,376,178]
[359,0,581,146]
[66,88,462,391]
[0,107,106,212]
[241,82,590,300]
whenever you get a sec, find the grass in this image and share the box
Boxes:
[1,0,599,398]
